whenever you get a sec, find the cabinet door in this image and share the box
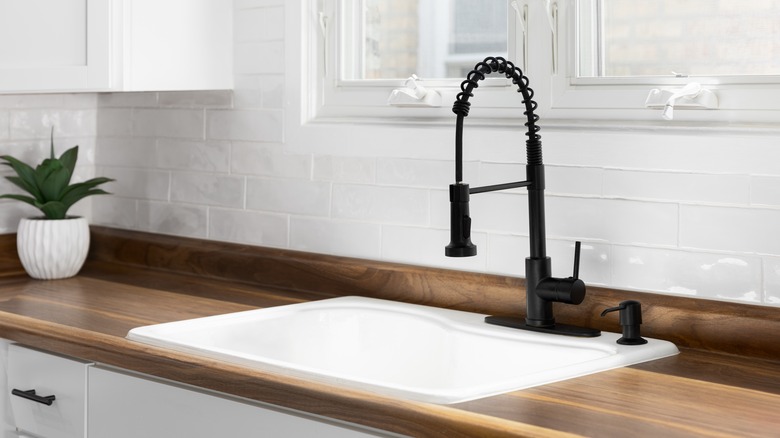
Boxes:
[7,345,90,438]
[0,0,110,92]
[88,367,390,438]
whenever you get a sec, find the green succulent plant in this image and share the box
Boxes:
[0,130,114,220]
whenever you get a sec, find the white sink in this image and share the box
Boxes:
[127,296,678,404]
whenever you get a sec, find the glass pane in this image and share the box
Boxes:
[360,0,508,80]
[591,0,780,77]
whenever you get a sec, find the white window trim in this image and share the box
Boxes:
[294,0,780,134]
[309,0,531,125]
[547,0,780,124]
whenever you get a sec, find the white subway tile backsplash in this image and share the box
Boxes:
[156,139,231,172]
[234,0,285,10]
[231,141,310,178]
[0,94,65,109]
[92,197,138,229]
[291,217,381,259]
[486,233,529,276]
[102,167,170,201]
[763,257,780,306]
[545,130,780,176]
[137,201,208,238]
[10,109,97,139]
[680,205,780,255]
[751,176,780,206]
[96,109,134,137]
[313,156,376,184]
[235,41,285,74]
[95,137,156,168]
[476,163,603,196]
[546,166,604,196]
[158,91,233,109]
[246,177,330,216]
[97,92,158,108]
[0,202,34,233]
[332,184,428,226]
[170,172,244,208]
[235,6,284,42]
[546,197,678,246]
[486,235,611,285]
[233,75,284,109]
[133,109,204,139]
[604,170,749,204]
[209,208,288,247]
[0,112,8,139]
[382,225,487,272]
[468,191,530,234]
[376,159,456,188]
[207,109,283,142]
[612,245,762,303]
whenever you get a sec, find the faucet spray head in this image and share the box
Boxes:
[445,183,477,257]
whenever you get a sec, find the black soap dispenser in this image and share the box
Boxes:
[600,300,648,345]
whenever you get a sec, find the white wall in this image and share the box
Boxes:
[0,94,97,230]
[1,0,778,309]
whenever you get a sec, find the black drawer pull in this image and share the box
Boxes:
[11,389,56,406]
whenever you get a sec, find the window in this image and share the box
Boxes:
[579,0,780,77]
[555,0,780,123]
[351,0,509,80]
[313,0,524,122]
[309,0,780,125]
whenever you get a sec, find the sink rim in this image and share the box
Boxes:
[127,296,679,404]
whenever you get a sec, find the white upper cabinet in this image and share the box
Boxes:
[0,0,232,93]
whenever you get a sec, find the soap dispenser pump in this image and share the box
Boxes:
[600,300,648,345]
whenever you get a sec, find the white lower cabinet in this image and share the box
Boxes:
[1,342,395,438]
[87,366,388,438]
[7,345,91,438]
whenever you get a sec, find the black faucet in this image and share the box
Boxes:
[445,57,600,337]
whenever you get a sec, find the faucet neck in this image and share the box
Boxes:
[452,57,542,186]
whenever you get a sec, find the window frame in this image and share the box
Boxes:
[305,0,780,128]
[311,0,529,124]
[547,0,780,123]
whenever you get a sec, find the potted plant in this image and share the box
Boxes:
[0,130,113,279]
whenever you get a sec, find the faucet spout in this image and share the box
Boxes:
[445,57,599,338]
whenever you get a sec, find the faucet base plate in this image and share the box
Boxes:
[485,316,601,338]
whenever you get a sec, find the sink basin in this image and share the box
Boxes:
[127,296,678,404]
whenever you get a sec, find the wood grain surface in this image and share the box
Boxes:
[0,233,23,277]
[0,271,777,437]
[0,227,778,436]
[87,226,780,360]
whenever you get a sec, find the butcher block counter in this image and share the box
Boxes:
[0,227,778,437]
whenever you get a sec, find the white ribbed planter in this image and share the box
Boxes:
[17,217,90,280]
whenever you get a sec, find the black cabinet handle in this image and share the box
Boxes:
[11,389,56,406]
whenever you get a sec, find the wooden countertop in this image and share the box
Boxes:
[0,228,778,437]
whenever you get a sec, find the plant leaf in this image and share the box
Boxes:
[4,176,44,203]
[38,201,67,220]
[0,193,39,209]
[58,145,78,179]
[40,165,72,201]
[49,126,56,159]
[0,155,43,201]
[60,186,112,212]
[34,157,64,198]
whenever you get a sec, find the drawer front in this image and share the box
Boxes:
[7,345,91,438]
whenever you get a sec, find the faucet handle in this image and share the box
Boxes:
[572,241,581,279]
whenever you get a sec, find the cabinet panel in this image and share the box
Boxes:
[88,367,388,438]
[0,0,231,93]
[7,345,91,438]
[0,0,110,92]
